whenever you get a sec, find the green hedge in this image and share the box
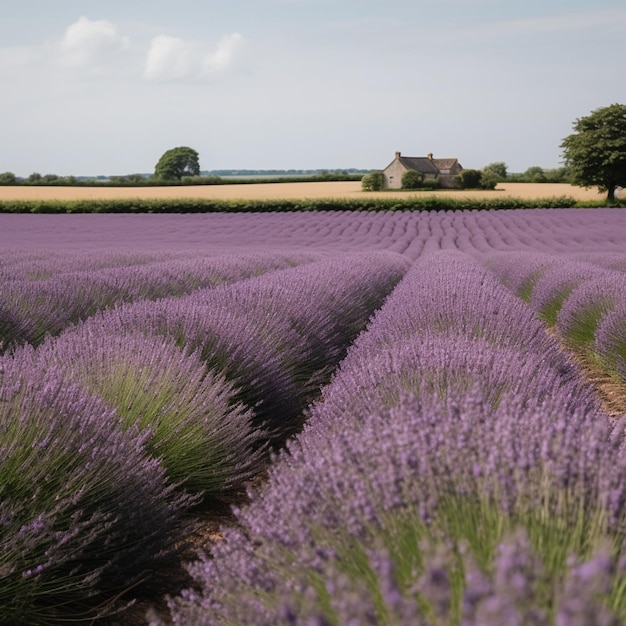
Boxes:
[0,195,621,214]
[0,174,363,188]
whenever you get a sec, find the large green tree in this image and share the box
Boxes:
[560,103,626,200]
[154,146,200,181]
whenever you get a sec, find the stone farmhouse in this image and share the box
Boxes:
[383,151,463,189]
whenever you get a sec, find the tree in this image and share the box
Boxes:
[561,103,626,201]
[154,147,200,181]
[0,172,17,185]
[361,171,384,191]
[482,162,508,181]
[456,169,482,189]
[401,170,425,190]
[523,166,547,183]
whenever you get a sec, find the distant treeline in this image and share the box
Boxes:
[0,170,366,187]
[506,166,571,183]
[1,195,618,215]
[205,168,369,177]
[0,166,572,187]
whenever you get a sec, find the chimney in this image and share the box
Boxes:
[427,153,433,160]
[395,151,401,160]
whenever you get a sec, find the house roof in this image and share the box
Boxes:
[388,153,461,175]
[431,158,459,170]
[398,156,440,175]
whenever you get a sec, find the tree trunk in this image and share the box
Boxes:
[607,186,615,201]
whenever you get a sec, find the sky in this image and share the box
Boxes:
[1,0,625,177]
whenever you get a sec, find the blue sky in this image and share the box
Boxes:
[1,0,625,176]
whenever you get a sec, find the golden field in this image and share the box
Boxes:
[0,181,608,202]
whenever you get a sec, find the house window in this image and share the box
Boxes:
[389,176,394,183]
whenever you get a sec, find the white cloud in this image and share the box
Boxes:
[0,17,245,83]
[143,35,194,81]
[202,33,243,74]
[57,16,130,69]
[143,32,244,81]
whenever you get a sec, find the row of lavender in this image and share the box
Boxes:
[485,249,626,389]
[165,251,626,625]
[0,249,327,352]
[0,249,409,623]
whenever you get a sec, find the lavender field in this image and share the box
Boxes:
[1,208,626,625]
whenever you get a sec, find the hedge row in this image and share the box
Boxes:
[0,195,610,214]
[0,174,363,188]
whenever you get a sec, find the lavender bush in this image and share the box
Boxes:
[594,302,626,382]
[18,330,265,498]
[557,273,626,350]
[0,355,193,623]
[529,261,605,327]
[483,251,557,302]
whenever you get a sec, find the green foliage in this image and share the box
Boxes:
[482,161,508,180]
[109,173,149,184]
[182,174,223,185]
[456,169,483,189]
[0,195,584,215]
[508,166,572,183]
[524,166,547,183]
[421,177,441,190]
[479,172,499,190]
[361,171,384,191]
[154,146,200,181]
[0,172,17,185]
[401,169,425,189]
[545,166,572,183]
[561,103,626,200]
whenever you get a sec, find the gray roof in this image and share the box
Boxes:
[398,156,440,175]
[430,158,459,170]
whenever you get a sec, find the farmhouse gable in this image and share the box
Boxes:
[383,151,463,189]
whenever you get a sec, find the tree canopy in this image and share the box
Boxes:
[361,171,384,191]
[154,147,200,181]
[401,169,425,190]
[481,162,508,180]
[560,103,626,200]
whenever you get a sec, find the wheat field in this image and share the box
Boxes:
[0,182,608,202]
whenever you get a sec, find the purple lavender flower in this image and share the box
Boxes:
[17,329,266,497]
[557,273,626,348]
[0,354,193,622]
[594,300,626,381]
